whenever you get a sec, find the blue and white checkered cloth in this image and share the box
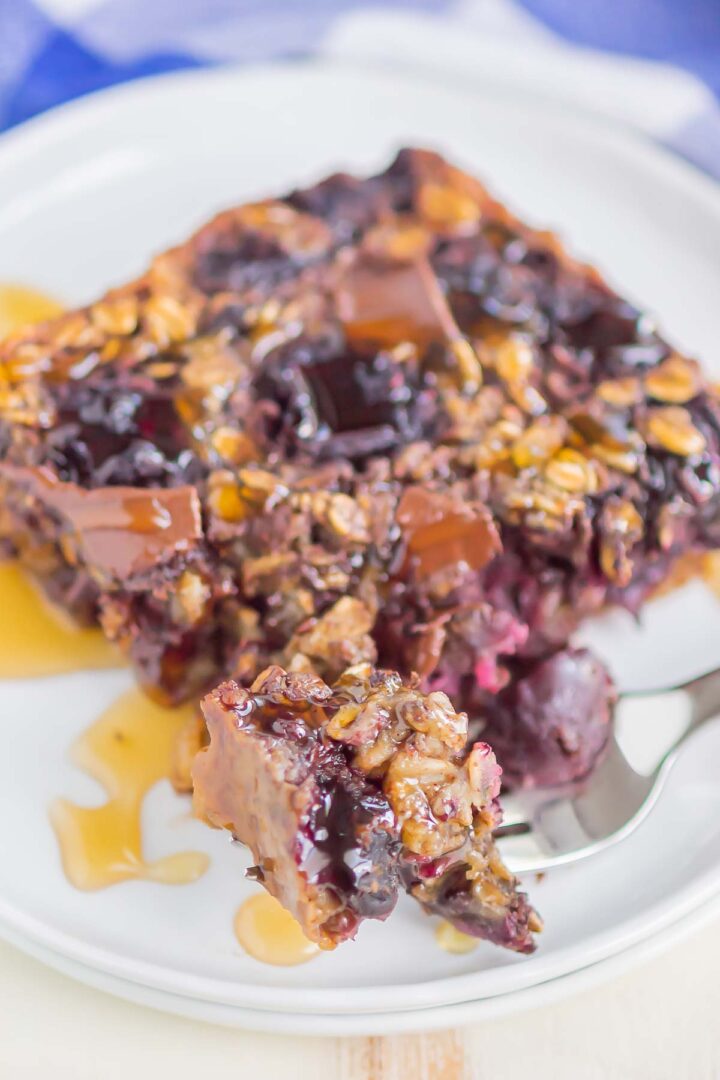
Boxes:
[2,0,719,178]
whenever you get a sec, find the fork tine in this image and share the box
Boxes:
[497,785,574,831]
[495,794,532,830]
[495,828,557,876]
[548,736,653,841]
[497,737,654,874]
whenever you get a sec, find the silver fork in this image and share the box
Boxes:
[495,666,720,875]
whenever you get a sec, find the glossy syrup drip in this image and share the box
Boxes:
[234,894,320,966]
[0,563,122,678]
[434,920,479,955]
[50,688,210,889]
[0,283,63,339]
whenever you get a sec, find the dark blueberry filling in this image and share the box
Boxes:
[404,861,536,953]
[288,173,389,243]
[433,231,672,399]
[310,777,399,921]
[46,370,200,488]
[246,706,400,924]
[193,226,294,296]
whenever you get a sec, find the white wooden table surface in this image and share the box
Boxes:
[2,914,719,1079]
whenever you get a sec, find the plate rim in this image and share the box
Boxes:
[5,891,720,1036]
[1,57,719,213]
[3,850,720,1013]
[1,58,720,1016]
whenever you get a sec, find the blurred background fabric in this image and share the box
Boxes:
[1,0,719,177]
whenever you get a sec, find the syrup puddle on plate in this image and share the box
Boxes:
[234,893,320,966]
[50,688,210,890]
[0,563,122,678]
[434,920,479,956]
[0,284,63,339]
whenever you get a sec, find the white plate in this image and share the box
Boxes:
[1,61,720,1022]
[6,891,720,1037]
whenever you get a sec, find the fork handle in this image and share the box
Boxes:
[618,666,720,778]
[649,666,720,776]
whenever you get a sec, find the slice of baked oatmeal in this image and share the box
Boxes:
[0,148,714,791]
[194,664,539,952]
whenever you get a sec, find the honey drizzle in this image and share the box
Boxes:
[50,688,209,889]
[234,893,320,966]
[0,283,63,339]
[6,286,206,890]
[0,563,122,678]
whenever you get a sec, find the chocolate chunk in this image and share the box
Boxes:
[2,466,202,580]
[337,253,460,349]
[396,486,501,579]
[254,336,440,462]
